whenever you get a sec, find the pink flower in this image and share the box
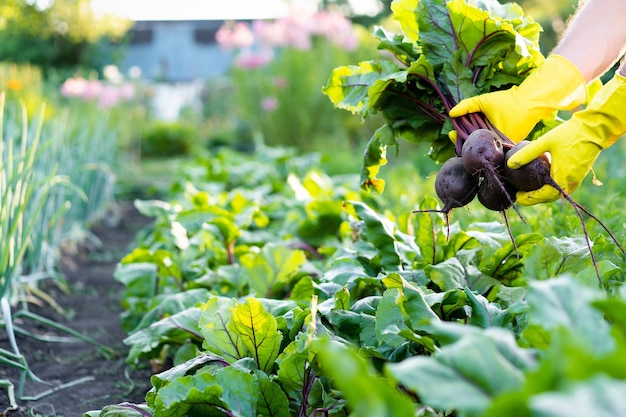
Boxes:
[282,11,313,50]
[216,22,255,49]
[253,20,288,47]
[261,96,279,112]
[98,85,121,108]
[234,48,274,69]
[311,11,359,51]
[119,83,136,100]
[60,76,135,108]
[285,27,311,50]
[253,11,312,50]
[82,80,103,100]
[60,77,87,97]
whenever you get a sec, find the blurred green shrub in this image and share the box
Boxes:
[141,121,198,158]
[206,121,257,153]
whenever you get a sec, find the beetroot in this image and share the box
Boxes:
[460,129,521,219]
[434,156,478,213]
[424,126,624,287]
[461,129,505,176]
[477,174,518,212]
[504,140,551,191]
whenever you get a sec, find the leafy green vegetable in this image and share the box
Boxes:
[199,297,282,373]
[230,298,283,373]
[386,329,535,417]
[314,338,417,417]
[323,0,544,191]
[124,305,203,366]
[101,139,626,417]
[240,243,307,298]
[344,201,404,271]
[523,277,614,354]
[530,376,626,417]
[94,403,153,417]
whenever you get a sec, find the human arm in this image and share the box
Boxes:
[506,67,626,205]
[552,0,626,82]
[449,0,626,142]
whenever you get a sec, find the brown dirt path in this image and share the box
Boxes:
[0,202,153,417]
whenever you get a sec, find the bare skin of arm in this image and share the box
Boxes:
[552,0,626,80]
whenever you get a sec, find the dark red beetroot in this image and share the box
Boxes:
[504,140,551,191]
[477,174,518,212]
[460,128,520,217]
[461,129,505,176]
[414,156,478,240]
[458,128,524,254]
[434,156,478,212]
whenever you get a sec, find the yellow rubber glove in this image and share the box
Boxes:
[507,72,626,205]
[449,55,588,143]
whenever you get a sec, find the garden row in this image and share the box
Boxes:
[86,142,626,417]
[0,82,124,406]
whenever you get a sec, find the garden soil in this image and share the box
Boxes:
[0,202,154,417]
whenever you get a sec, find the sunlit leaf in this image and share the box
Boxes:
[240,243,307,297]
[200,298,246,363]
[322,60,401,115]
[390,0,419,43]
[360,125,393,193]
[230,298,283,373]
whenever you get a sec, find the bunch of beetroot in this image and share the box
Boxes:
[433,127,625,285]
[435,129,548,215]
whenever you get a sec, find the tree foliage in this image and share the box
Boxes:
[0,0,131,75]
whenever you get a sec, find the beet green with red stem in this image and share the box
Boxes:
[323,0,548,193]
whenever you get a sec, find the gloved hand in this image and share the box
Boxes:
[449,54,588,143]
[507,72,626,205]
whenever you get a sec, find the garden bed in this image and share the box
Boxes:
[0,202,153,416]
